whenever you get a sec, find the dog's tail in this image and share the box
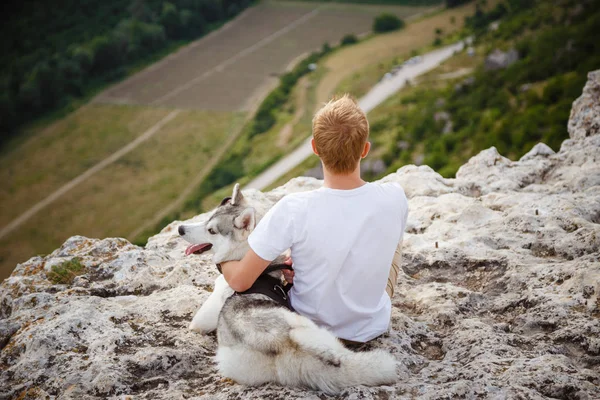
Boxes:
[287,326,397,394]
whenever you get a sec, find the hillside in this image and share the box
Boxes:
[361,0,600,178]
[0,69,598,399]
[0,1,435,280]
[0,0,254,143]
[0,1,440,280]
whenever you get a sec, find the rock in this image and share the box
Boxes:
[442,120,453,135]
[519,83,532,92]
[396,140,410,150]
[484,48,519,71]
[360,159,386,176]
[303,164,324,179]
[1,72,600,399]
[519,142,555,162]
[568,70,600,140]
[434,111,450,122]
[454,76,475,92]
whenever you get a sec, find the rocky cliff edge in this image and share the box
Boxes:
[1,71,599,400]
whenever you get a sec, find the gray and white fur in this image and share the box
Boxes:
[178,184,397,394]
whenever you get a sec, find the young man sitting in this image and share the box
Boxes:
[220,94,408,343]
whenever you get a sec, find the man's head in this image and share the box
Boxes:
[312,94,370,175]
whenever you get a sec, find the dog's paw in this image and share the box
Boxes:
[188,320,214,334]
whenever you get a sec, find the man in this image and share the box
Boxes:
[220,94,408,343]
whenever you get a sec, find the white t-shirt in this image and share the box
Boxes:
[248,182,408,342]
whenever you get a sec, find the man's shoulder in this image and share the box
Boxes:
[273,190,315,213]
[372,182,407,201]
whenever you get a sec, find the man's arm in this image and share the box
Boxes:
[222,195,297,292]
[220,249,271,292]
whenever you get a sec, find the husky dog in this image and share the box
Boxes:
[178,184,397,394]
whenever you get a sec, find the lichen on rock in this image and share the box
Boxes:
[1,71,600,399]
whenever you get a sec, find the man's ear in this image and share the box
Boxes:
[231,183,244,206]
[361,141,371,159]
[234,207,256,231]
[311,138,319,156]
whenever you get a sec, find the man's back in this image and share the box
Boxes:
[249,182,408,342]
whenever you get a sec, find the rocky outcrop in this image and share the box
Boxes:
[1,71,600,399]
[484,48,519,71]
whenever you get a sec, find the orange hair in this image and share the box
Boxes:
[312,94,369,174]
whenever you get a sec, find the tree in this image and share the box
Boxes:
[90,35,126,73]
[70,47,94,74]
[129,0,154,22]
[340,34,358,46]
[160,2,181,39]
[373,14,404,33]
[446,0,470,8]
[180,9,206,39]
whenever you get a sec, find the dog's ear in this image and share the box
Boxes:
[220,197,232,206]
[231,183,244,206]
[234,207,255,231]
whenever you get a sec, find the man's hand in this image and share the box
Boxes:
[282,256,295,284]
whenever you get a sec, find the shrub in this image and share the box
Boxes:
[373,14,404,33]
[340,34,358,46]
[70,46,94,73]
[161,2,181,39]
[180,9,206,39]
[0,92,17,134]
[90,35,126,73]
[47,257,85,285]
[446,0,470,8]
[57,57,83,95]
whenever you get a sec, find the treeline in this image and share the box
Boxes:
[278,0,441,5]
[250,44,332,138]
[0,0,253,145]
[374,0,600,178]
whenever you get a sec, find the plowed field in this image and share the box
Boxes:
[95,1,431,111]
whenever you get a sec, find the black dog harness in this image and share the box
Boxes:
[216,262,294,311]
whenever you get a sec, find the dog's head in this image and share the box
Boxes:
[178,183,256,263]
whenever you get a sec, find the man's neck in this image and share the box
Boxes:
[322,165,366,190]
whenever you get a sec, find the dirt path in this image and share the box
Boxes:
[245,40,467,190]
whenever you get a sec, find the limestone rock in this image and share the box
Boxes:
[484,48,519,71]
[1,72,600,399]
[569,69,600,140]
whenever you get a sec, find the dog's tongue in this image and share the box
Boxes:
[185,243,211,256]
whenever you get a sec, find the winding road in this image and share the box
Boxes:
[245,39,468,190]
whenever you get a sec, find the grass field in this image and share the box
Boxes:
[0,105,174,227]
[0,107,243,279]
